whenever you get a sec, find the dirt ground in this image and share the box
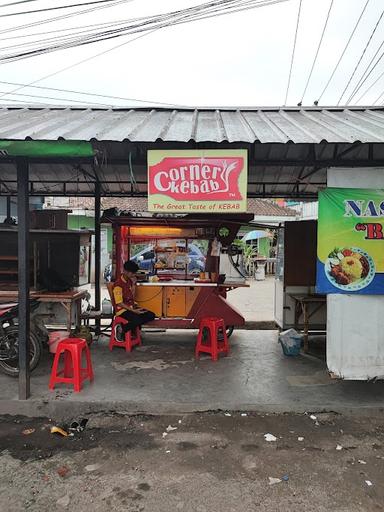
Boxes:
[1,412,384,512]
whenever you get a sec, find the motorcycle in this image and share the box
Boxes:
[103,263,112,283]
[0,300,48,377]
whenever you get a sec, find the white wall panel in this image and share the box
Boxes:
[326,167,384,379]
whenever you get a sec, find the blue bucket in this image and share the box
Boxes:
[279,332,302,357]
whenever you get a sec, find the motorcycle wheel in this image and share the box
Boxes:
[226,326,235,338]
[202,325,235,342]
[0,326,43,377]
[218,326,235,339]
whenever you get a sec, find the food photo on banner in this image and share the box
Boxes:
[147,149,248,213]
[317,188,384,294]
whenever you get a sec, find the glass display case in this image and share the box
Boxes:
[129,238,204,278]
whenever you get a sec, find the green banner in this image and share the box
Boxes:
[317,187,384,294]
[0,140,94,158]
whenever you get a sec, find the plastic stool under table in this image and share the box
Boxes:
[195,317,230,361]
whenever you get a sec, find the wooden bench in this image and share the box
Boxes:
[81,309,113,326]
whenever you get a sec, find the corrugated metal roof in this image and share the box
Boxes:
[1,106,384,143]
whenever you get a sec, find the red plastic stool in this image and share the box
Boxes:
[109,316,142,352]
[195,317,230,361]
[49,338,93,392]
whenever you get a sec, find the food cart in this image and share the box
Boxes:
[102,212,253,335]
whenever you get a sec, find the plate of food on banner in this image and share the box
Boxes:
[325,247,375,291]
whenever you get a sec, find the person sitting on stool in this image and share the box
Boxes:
[112,260,155,338]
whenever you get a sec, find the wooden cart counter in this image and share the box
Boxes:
[137,281,216,287]
[135,281,248,321]
[137,280,249,287]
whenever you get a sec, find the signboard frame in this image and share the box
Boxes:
[147,149,248,213]
[317,187,384,295]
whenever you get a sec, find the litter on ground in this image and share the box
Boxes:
[22,429,35,435]
[50,426,70,437]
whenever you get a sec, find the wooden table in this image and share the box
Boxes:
[0,289,87,331]
[290,294,326,352]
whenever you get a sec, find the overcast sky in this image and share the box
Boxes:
[0,0,384,108]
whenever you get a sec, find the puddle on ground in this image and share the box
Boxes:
[111,359,192,371]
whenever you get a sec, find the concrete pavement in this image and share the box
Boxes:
[1,330,384,418]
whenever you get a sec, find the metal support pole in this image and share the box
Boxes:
[17,159,30,400]
[94,181,101,335]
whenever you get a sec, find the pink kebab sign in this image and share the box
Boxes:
[147,149,248,213]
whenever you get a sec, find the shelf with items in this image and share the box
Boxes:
[0,254,34,288]
[0,228,93,292]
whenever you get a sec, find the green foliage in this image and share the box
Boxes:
[234,240,258,276]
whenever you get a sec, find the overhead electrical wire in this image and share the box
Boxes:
[0,0,135,36]
[0,0,290,64]
[284,0,302,106]
[298,0,334,106]
[0,79,191,106]
[316,0,370,105]
[355,65,384,103]
[0,0,286,40]
[0,96,67,106]
[0,0,270,43]
[0,16,150,54]
[0,15,140,45]
[0,29,167,101]
[0,0,40,7]
[0,7,164,55]
[0,0,119,17]
[0,0,229,100]
[0,87,188,108]
[338,6,384,105]
[0,0,289,104]
[373,86,384,104]
[0,88,113,106]
[0,17,132,42]
[0,0,289,65]
[344,9,384,104]
[0,0,276,38]
[346,40,384,103]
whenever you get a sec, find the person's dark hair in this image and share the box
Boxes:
[123,260,139,273]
